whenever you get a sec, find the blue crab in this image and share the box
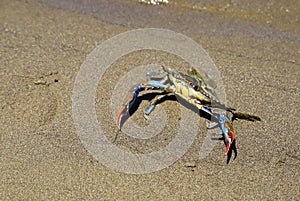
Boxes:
[117,65,260,159]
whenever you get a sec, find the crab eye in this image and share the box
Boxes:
[193,85,199,90]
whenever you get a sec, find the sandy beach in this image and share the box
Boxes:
[1,0,299,200]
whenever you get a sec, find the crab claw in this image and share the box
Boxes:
[117,88,140,130]
[226,137,237,163]
[117,105,130,130]
[225,131,235,154]
[218,113,236,155]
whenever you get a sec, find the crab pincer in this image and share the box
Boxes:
[218,113,236,155]
[117,80,169,129]
[117,85,142,130]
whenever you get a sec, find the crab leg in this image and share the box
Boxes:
[144,94,171,119]
[117,80,171,129]
[232,112,261,121]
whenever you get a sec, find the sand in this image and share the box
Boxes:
[1,0,299,200]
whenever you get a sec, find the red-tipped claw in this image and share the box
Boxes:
[117,91,138,130]
[117,105,130,130]
[225,131,235,154]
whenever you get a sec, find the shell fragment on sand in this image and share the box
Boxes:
[139,0,169,5]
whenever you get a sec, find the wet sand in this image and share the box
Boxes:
[1,0,299,200]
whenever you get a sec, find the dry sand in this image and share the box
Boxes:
[1,0,299,200]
